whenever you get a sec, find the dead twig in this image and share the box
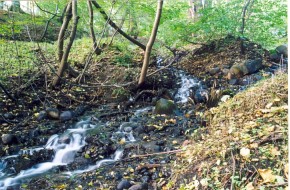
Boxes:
[131,149,183,158]
[230,150,236,190]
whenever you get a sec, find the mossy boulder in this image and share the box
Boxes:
[154,98,177,115]
[228,59,262,79]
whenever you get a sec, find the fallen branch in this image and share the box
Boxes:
[131,149,183,158]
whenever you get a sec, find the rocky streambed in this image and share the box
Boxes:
[0,66,209,190]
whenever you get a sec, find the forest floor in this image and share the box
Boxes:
[0,35,288,189]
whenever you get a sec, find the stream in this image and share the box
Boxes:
[0,65,204,190]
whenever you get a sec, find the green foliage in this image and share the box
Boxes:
[186,0,287,49]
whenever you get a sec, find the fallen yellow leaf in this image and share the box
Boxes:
[245,182,255,190]
[284,163,289,179]
[258,169,276,183]
[270,147,281,156]
[249,143,258,149]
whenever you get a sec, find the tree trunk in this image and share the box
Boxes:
[91,0,146,50]
[138,0,163,87]
[240,0,253,54]
[57,2,72,62]
[87,0,101,55]
[52,0,79,87]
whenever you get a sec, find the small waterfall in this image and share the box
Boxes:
[0,118,96,189]
[174,71,200,103]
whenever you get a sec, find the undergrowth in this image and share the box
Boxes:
[168,72,288,190]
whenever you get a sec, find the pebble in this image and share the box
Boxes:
[116,179,132,190]
[46,108,60,120]
[128,183,148,190]
[60,111,74,121]
[2,134,17,145]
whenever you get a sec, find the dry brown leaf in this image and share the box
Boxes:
[249,143,259,149]
[258,169,276,183]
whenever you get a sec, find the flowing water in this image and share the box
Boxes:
[0,63,203,189]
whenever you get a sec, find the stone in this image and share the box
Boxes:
[60,111,74,121]
[228,59,263,79]
[58,135,71,144]
[276,44,288,57]
[154,98,177,115]
[270,53,281,63]
[124,127,132,133]
[46,108,60,120]
[228,79,238,85]
[128,183,148,190]
[2,134,17,145]
[3,113,14,120]
[222,68,230,75]
[120,122,139,131]
[220,95,231,102]
[209,67,220,75]
[117,179,132,190]
[37,110,47,121]
[193,88,209,103]
[142,142,161,153]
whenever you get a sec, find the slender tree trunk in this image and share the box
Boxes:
[87,0,102,55]
[57,2,72,62]
[138,0,163,87]
[91,0,146,50]
[240,0,252,54]
[52,0,79,86]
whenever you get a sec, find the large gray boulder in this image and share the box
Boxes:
[228,59,263,79]
[276,44,288,57]
[154,98,177,115]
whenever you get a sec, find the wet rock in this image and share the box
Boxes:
[68,156,91,170]
[135,125,145,135]
[228,59,263,79]
[124,127,132,132]
[60,111,74,121]
[142,142,161,153]
[46,108,60,120]
[270,53,281,63]
[74,105,87,116]
[29,129,40,138]
[117,179,132,190]
[193,88,209,103]
[58,135,71,144]
[276,44,288,57]
[0,146,5,156]
[228,79,238,85]
[222,68,230,75]
[3,113,14,120]
[2,134,18,145]
[141,176,150,183]
[209,67,220,75]
[120,122,140,131]
[128,183,148,190]
[37,110,47,121]
[154,98,177,115]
